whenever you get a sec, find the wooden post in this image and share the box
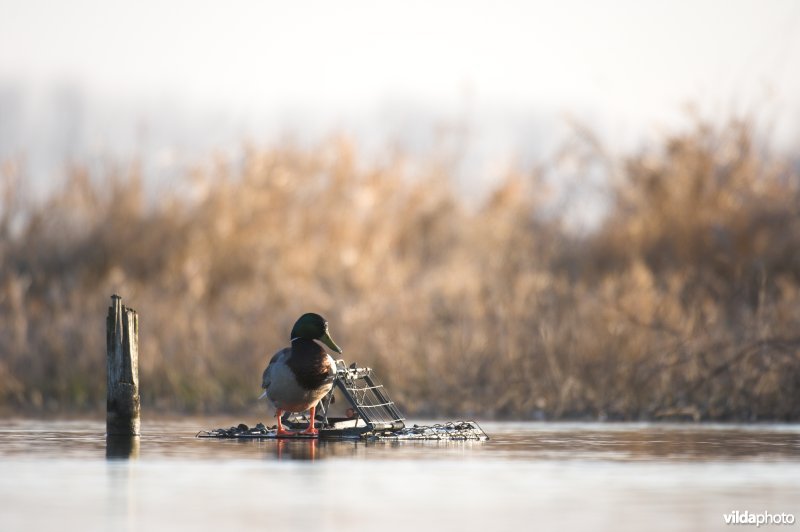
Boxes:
[106,294,140,435]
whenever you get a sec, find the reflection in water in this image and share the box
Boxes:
[105,435,139,532]
[208,424,800,463]
[0,420,798,532]
[0,419,797,462]
[106,461,137,532]
[106,435,140,460]
[230,437,366,461]
[486,424,800,462]
[270,438,317,461]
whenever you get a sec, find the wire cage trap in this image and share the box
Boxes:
[198,359,488,441]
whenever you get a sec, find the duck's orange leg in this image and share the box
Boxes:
[300,406,319,436]
[275,409,295,436]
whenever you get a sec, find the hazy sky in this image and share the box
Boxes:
[1,0,800,198]
[3,1,799,112]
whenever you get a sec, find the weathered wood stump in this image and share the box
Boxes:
[106,295,140,436]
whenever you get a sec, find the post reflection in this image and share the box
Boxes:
[106,435,140,460]
[105,436,139,532]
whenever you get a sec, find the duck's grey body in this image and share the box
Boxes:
[261,344,336,413]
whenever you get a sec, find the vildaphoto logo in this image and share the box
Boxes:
[723,511,796,527]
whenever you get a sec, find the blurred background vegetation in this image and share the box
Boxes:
[0,117,798,420]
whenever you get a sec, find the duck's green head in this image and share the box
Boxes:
[290,313,343,354]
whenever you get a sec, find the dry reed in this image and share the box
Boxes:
[0,119,798,420]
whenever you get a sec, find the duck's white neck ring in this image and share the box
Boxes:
[290,337,300,342]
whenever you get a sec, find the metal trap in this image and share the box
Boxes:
[198,360,488,441]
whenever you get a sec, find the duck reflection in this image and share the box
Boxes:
[276,439,317,461]
[245,438,364,461]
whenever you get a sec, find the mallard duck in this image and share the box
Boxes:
[259,313,342,436]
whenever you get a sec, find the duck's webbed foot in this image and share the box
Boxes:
[275,409,296,436]
[299,406,319,437]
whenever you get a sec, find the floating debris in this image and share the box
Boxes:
[197,420,488,441]
[366,421,488,441]
[198,422,276,438]
[198,360,489,441]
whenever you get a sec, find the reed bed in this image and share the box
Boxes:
[0,119,798,420]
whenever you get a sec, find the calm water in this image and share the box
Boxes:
[1,419,799,531]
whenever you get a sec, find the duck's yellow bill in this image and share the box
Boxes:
[319,330,343,354]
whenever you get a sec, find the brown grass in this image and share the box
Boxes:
[1,119,799,420]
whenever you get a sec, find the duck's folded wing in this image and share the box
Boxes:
[261,348,290,390]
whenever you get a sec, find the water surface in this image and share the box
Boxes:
[1,419,798,531]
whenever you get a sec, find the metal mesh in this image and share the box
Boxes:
[367,421,489,441]
[330,362,405,430]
